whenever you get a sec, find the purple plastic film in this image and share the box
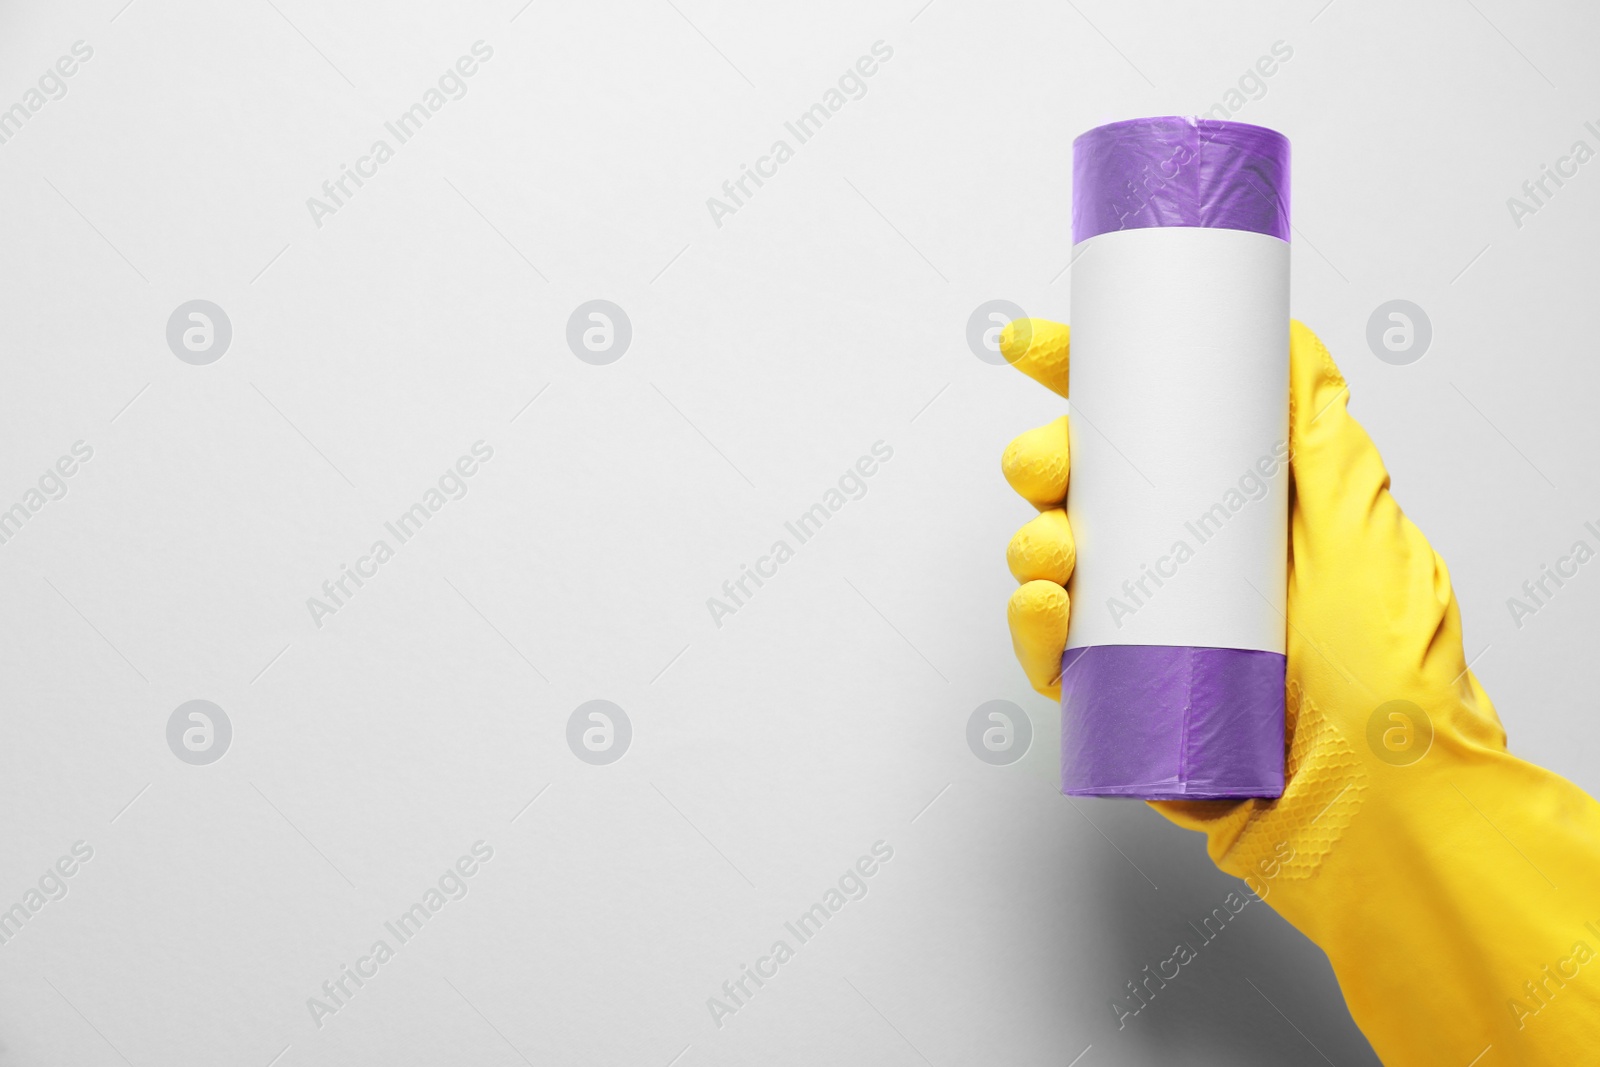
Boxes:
[1060,646,1285,799]
[1072,116,1290,245]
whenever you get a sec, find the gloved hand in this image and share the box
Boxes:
[1001,317,1600,1064]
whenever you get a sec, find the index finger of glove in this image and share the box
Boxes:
[1000,319,1070,398]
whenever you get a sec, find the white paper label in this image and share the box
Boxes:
[1065,226,1289,654]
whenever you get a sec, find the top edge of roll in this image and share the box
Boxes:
[1072,115,1290,244]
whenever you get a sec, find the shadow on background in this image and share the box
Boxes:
[1074,797,1380,1066]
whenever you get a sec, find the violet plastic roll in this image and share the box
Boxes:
[1063,117,1290,799]
[1073,116,1290,244]
[1059,646,1285,799]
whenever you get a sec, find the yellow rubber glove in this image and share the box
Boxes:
[1002,317,1600,1065]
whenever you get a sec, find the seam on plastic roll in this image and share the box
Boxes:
[1178,645,1193,783]
[1219,682,1367,881]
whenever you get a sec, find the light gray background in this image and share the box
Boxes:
[1,0,1595,1064]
